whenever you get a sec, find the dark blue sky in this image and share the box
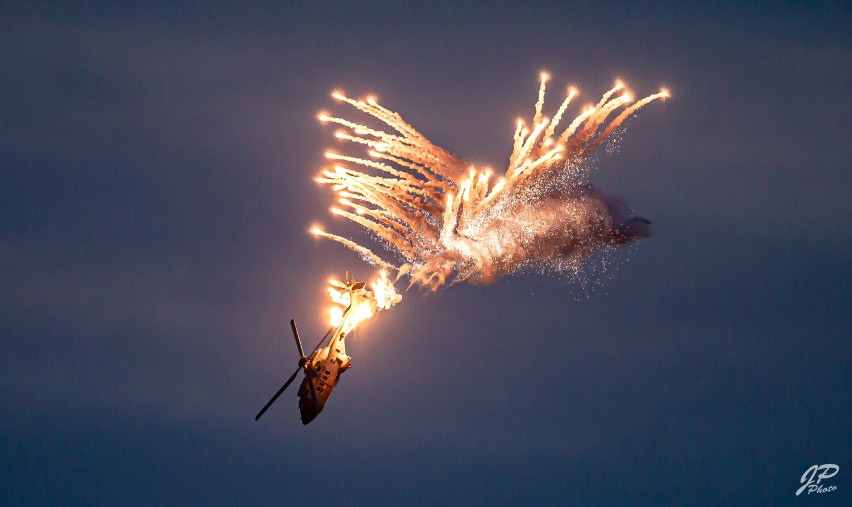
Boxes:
[2,2,850,505]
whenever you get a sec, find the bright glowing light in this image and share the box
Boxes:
[329,306,344,326]
[326,271,402,331]
[313,73,668,289]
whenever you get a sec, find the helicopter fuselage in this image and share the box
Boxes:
[297,328,351,424]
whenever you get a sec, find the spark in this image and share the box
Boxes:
[326,270,402,332]
[313,73,668,289]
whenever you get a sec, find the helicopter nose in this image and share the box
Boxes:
[299,398,321,424]
[300,408,319,425]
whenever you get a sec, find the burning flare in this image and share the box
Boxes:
[314,73,668,289]
[327,270,402,334]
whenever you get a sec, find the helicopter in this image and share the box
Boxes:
[254,278,365,425]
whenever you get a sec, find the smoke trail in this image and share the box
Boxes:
[313,74,668,289]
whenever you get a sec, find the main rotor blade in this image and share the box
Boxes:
[255,367,301,421]
[290,319,305,358]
